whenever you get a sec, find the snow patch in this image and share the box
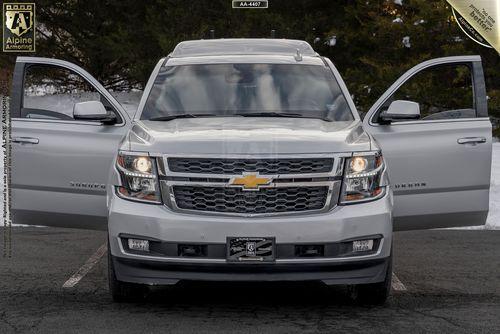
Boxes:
[23,90,142,120]
[110,90,142,117]
[402,36,411,48]
[325,36,337,47]
[394,0,403,5]
[392,17,403,24]
[485,143,500,229]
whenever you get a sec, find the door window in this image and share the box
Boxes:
[22,64,120,122]
[375,64,475,123]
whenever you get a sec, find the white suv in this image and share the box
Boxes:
[10,39,492,304]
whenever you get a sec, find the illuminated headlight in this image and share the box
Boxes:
[350,156,368,173]
[116,152,161,204]
[133,156,152,173]
[340,152,385,204]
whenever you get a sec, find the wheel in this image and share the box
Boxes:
[108,240,148,302]
[349,255,392,306]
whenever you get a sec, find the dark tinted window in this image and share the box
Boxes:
[141,64,354,122]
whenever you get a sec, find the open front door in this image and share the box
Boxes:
[10,57,131,229]
[363,56,492,231]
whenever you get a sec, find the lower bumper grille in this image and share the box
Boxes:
[172,186,329,214]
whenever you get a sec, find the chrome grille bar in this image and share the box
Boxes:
[158,153,348,217]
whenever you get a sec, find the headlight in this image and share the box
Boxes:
[115,152,161,204]
[340,152,385,204]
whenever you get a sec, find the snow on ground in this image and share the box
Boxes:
[23,90,142,120]
[111,90,142,116]
[485,142,500,229]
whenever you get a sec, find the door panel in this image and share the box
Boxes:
[363,56,492,230]
[11,57,131,229]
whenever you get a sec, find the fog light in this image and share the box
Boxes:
[128,238,149,252]
[352,239,374,252]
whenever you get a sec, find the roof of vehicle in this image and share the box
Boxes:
[170,38,317,58]
[165,54,326,66]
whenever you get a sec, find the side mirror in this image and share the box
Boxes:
[73,101,117,124]
[379,100,420,124]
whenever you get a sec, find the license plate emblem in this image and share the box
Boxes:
[227,237,275,262]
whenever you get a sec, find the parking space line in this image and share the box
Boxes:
[392,273,407,291]
[62,243,107,288]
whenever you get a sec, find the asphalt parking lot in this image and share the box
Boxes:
[0,227,499,333]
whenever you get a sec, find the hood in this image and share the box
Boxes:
[124,117,372,155]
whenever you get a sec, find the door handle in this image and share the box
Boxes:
[457,137,486,145]
[12,137,39,144]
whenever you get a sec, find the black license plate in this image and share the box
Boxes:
[226,237,275,262]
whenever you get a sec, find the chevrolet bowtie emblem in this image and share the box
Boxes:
[229,173,272,191]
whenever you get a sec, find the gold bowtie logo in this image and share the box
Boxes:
[229,173,272,191]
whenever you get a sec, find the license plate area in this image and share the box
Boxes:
[226,237,275,262]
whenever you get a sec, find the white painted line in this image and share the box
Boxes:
[62,243,107,288]
[392,273,407,291]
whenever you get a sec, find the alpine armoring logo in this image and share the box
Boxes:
[2,3,35,52]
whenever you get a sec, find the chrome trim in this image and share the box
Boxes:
[369,116,488,127]
[339,186,387,205]
[119,150,153,157]
[165,180,335,188]
[159,153,348,217]
[352,151,380,157]
[162,181,341,218]
[163,171,339,179]
[159,153,348,177]
[116,236,384,264]
[114,186,162,205]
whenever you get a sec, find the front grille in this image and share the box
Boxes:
[172,186,329,214]
[168,158,333,175]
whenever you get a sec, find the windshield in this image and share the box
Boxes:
[141,63,354,122]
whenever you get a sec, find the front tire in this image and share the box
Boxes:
[349,255,392,306]
[108,241,148,302]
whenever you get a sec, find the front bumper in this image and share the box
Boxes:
[112,255,390,285]
[108,190,393,285]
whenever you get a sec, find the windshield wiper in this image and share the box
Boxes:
[234,112,306,118]
[234,112,333,121]
[149,114,207,121]
[149,112,328,121]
